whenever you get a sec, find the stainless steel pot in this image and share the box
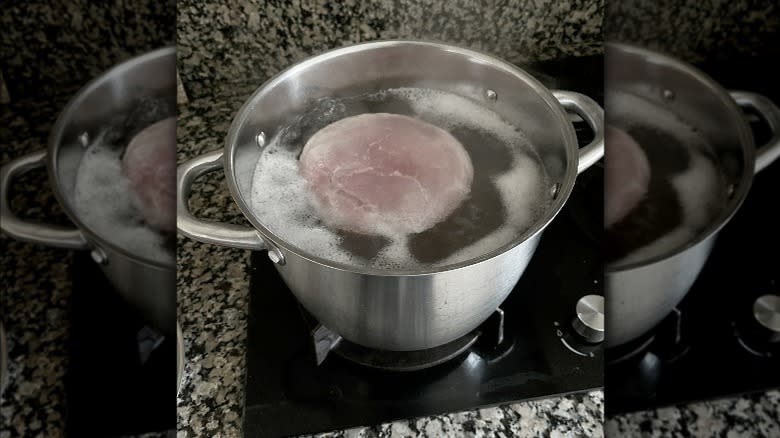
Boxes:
[178,40,604,351]
[0,48,177,336]
[605,43,780,348]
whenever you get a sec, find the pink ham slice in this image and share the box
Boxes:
[122,117,177,232]
[605,125,651,228]
[299,113,474,236]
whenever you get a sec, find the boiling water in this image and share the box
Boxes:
[72,99,175,265]
[249,87,552,270]
[606,91,728,266]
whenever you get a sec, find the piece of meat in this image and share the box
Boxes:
[121,117,177,232]
[299,113,474,236]
[605,125,651,228]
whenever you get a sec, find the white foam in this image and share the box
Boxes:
[375,238,415,270]
[249,87,551,270]
[386,88,525,147]
[442,153,547,265]
[494,152,546,229]
[251,141,353,265]
[671,152,724,229]
[73,131,173,265]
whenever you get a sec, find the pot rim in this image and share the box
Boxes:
[223,39,581,277]
[604,42,755,273]
[47,46,177,270]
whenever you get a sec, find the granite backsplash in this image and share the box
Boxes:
[176,0,605,100]
[0,0,175,102]
[176,0,780,101]
[606,0,780,62]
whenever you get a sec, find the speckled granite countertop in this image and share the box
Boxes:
[0,1,175,101]
[606,0,779,63]
[607,391,780,437]
[1,95,78,438]
[176,0,604,100]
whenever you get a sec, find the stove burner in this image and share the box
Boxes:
[606,333,656,365]
[607,305,692,366]
[307,308,506,372]
[651,308,691,363]
[605,350,663,414]
[332,331,480,372]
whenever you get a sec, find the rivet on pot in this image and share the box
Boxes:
[268,248,285,265]
[255,131,266,148]
[663,89,675,101]
[550,183,561,199]
[727,183,736,199]
[90,247,108,265]
[78,132,90,148]
[485,89,498,102]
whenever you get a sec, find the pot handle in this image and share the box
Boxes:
[176,149,268,251]
[0,150,89,249]
[553,90,605,174]
[730,91,780,174]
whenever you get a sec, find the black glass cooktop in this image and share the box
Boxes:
[605,55,780,416]
[66,252,176,437]
[242,55,605,437]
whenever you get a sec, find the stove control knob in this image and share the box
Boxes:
[753,294,780,343]
[572,294,605,343]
